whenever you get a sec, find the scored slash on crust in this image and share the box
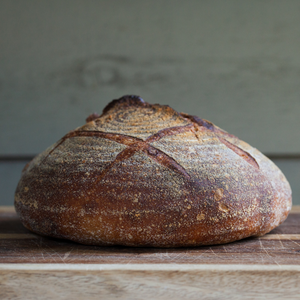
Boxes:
[180,113,259,170]
[41,124,193,181]
[40,115,259,184]
[16,96,290,248]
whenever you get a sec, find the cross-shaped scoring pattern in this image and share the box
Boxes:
[42,123,194,183]
[42,114,259,186]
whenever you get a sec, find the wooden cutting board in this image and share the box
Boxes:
[1,206,300,299]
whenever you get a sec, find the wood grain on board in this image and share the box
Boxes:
[0,206,300,265]
[1,206,300,299]
[1,266,300,300]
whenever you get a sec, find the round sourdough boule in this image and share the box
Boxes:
[15,95,292,247]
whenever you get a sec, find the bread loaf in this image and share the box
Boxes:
[15,95,292,247]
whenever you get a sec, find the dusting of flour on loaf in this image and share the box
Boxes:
[14,95,292,247]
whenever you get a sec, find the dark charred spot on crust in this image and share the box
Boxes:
[147,148,158,156]
[180,113,215,131]
[102,95,146,114]
[86,112,100,123]
[180,113,235,138]
[101,96,191,127]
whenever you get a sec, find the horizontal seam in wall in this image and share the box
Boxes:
[0,156,35,162]
[265,154,300,160]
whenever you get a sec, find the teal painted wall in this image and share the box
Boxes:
[1,0,299,205]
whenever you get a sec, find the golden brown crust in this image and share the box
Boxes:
[14,95,292,247]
